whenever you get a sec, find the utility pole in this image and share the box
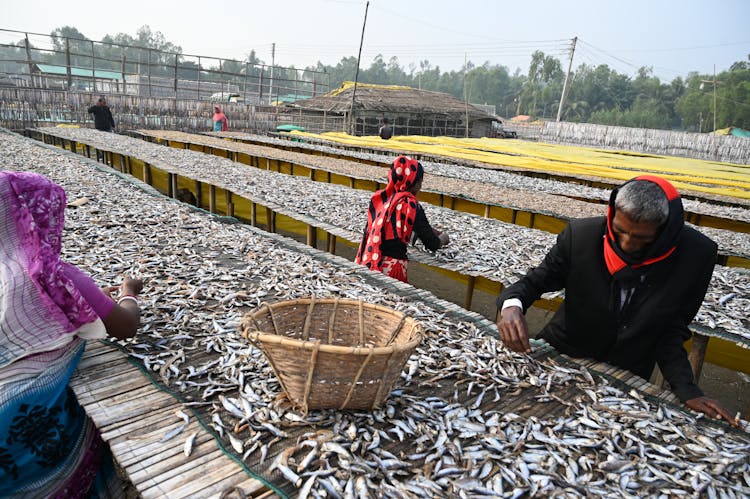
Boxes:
[699,64,721,160]
[713,64,717,132]
[463,53,469,138]
[65,38,72,90]
[700,65,720,132]
[556,36,577,122]
[350,0,369,135]
[269,43,276,105]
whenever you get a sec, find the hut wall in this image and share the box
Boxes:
[538,121,750,164]
[470,121,492,138]
[287,109,480,138]
[276,110,345,134]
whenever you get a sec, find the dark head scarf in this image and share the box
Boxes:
[355,156,423,270]
[604,174,684,291]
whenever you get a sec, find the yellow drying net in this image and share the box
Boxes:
[327,81,415,97]
[289,131,750,200]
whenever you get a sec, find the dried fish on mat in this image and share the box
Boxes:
[26,128,750,344]
[203,129,750,221]
[3,129,749,498]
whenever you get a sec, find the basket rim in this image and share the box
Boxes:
[244,330,421,355]
[241,298,422,355]
[246,298,407,318]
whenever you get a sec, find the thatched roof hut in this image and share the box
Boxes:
[284,81,495,137]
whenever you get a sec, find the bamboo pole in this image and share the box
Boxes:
[168,173,176,198]
[266,208,276,232]
[209,185,216,213]
[195,180,202,208]
[464,276,476,310]
[225,191,234,217]
[306,225,317,248]
[143,163,151,184]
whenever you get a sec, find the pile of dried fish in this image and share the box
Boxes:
[30,128,750,343]
[210,130,750,221]
[149,130,608,221]
[3,129,749,498]
[137,131,750,272]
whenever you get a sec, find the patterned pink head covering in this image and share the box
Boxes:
[0,172,99,367]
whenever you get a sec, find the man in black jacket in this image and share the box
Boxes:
[497,175,737,425]
[87,96,115,132]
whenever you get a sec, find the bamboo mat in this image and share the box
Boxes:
[69,331,738,498]
[69,340,274,499]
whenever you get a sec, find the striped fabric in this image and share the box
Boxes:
[0,172,113,497]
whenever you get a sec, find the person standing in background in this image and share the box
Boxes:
[213,105,229,132]
[355,156,449,283]
[87,96,115,132]
[379,118,393,140]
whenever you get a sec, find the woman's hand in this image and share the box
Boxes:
[102,277,142,299]
[435,230,450,247]
[101,276,144,340]
[120,277,143,297]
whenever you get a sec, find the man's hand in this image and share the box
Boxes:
[685,396,739,427]
[497,305,531,353]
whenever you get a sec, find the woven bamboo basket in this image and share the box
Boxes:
[240,298,422,412]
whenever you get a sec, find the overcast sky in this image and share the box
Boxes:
[2,0,749,81]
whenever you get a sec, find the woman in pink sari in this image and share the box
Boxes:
[213,105,229,132]
[0,171,143,497]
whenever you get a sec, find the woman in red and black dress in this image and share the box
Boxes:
[355,155,449,283]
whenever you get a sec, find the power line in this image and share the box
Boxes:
[617,40,750,53]
[373,3,569,45]
[577,39,641,72]
[574,45,635,75]
[717,94,750,109]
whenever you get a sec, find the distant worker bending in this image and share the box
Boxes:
[356,155,449,283]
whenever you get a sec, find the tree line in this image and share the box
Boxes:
[1,25,748,131]
[314,51,750,132]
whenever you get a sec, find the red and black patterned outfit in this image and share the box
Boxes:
[355,156,442,282]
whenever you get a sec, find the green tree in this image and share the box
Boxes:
[720,66,750,129]
[521,51,563,117]
[362,55,388,84]
[0,38,27,74]
[675,67,750,132]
